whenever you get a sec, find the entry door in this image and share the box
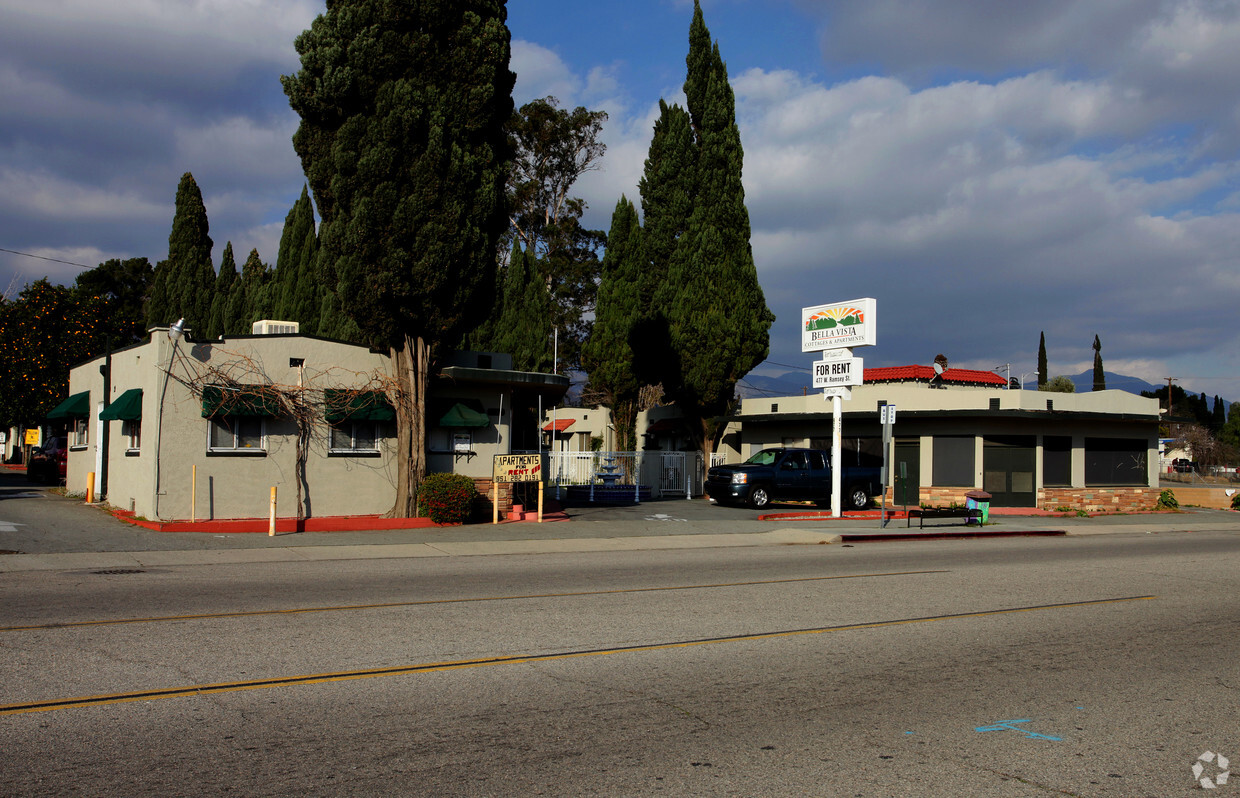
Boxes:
[892,440,920,507]
[983,437,1036,507]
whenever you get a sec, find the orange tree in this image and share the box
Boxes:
[0,280,109,429]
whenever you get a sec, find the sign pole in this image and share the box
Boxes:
[831,393,843,518]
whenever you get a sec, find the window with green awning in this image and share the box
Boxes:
[100,389,143,421]
[47,391,90,419]
[201,385,283,418]
[323,389,395,423]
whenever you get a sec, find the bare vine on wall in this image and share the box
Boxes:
[162,343,402,519]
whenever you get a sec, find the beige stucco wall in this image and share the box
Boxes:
[69,329,399,521]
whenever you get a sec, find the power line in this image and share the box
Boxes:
[0,247,91,269]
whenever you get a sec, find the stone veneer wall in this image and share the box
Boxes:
[883,486,1160,513]
[1040,487,1158,513]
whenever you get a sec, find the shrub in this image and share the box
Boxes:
[1232,492,1240,511]
[417,473,479,524]
[1155,489,1179,510]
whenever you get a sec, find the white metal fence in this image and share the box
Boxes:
[547,451,704,499]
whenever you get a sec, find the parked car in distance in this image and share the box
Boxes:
[1171,458,1193,473]
[26,437,68,484]
[705,447,882,510]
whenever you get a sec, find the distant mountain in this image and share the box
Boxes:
[735,368,1228,408]
[1065,371,1161,395]
[737,371,811,399]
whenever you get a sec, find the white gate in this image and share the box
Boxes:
[548,451,705,499]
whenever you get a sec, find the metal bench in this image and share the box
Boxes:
[906,507,983,528]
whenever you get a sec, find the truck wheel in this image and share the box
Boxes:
[748,486,771,509]
[847,486,869,510]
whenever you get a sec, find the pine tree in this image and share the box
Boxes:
[1092,335,1105,391]
[1211,395,1226,434]
[283,0,514,516]
[147,173,215,333]
[206,243,238,339]
[1037,332,1048,389]
[582,197,645,451]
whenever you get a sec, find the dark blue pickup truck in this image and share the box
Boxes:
[705,447,882,510]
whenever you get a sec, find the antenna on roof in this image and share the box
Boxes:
[930,354,948,389]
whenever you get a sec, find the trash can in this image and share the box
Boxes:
[964,490,992,525]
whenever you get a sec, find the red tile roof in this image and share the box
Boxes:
[543,418,575,432]
[864,365,1008,386]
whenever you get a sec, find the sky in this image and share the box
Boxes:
[2,0,1239,402]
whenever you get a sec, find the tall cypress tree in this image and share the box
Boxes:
[639,100,694,312]
[226,248,270,334]
[147,173,215,333]
[207,242,237,339]
[273,186,320,333]
[1092,334,1105,391]
[492,243,552,372]
[283,0,514,516]
[649,0,773,456]
[1037,332,1048,389]
[582,196,645,451]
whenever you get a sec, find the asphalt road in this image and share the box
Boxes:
[2,520,1239,796]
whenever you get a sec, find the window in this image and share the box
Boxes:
[1085,438,1147,486]
[1043,436,1071,487]
[209,417,264,452]
[122,420,141,452]
[330,421,379,454]
[71,417,89,447]
[933,436,975,486]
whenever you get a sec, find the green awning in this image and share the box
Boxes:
[47,391,90,419]
[438,402,489,428]
[201,385,283,418]
[324,389,395,423]
[100,389,143,421]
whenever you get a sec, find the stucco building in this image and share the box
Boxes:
[56,326,566,521]
[715,366,1162,511]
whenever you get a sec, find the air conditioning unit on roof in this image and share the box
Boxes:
[252,320,300,335]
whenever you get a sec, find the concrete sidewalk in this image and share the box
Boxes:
[2,500,1235,573]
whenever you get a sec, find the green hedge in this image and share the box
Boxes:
[418,473,480,524]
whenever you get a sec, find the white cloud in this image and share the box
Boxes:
[512,40,582,105]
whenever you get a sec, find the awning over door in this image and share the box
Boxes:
[438,402,489,428]
[47,391,90,419]
[99,389,143,421]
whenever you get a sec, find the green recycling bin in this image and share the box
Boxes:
[965,490,991,525]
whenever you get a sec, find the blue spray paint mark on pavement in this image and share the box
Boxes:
[975,719,1062,741]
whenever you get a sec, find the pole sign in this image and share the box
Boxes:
[493,454,545,483]
[802,298,877,352]
[813,355,864,388]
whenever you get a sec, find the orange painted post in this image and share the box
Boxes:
[538,480,544,523]
[492,482,499,524]
[191,465,197,523]
[85,472,95,504]
[269,487,277,536]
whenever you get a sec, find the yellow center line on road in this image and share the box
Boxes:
[0,595,1154,716]
[0,570,950,632]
